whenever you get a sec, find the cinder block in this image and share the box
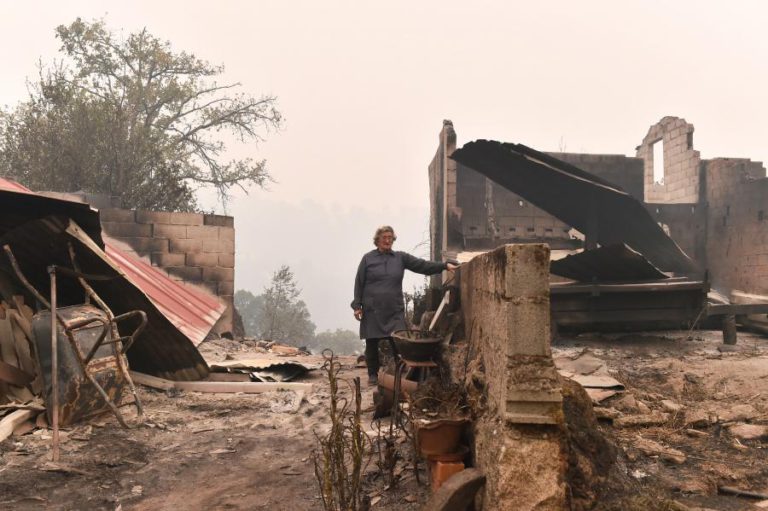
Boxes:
[219,228,235,241]
[102,222,153,238]
[187,225,220,240]
[150,252,185,267]
[218,281,234,295]
[153,224,187,239]
[166,266,203,282]
[136,210,172,224]
[120,237,170,253]
[202,239,222,253]
[167,212,204,226]
[203,238,234,253]
[203,266,234,282]
[100,208,135,223]
[170,238,203,253]
[198,281,219,294]
[218,253,235,268]
[186,252,218,267]
[503,300,551,356]
[204,214,234,227]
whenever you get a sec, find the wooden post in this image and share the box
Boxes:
[722,314,737,345]
[48,267,59,462]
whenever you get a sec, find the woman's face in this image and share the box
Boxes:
[376,232,395,251]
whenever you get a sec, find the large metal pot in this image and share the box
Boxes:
[392,330,442,362]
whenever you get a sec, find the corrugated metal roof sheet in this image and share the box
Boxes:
[450,141,700,275]
[0,178,104,246]
[0,178,223,379]
[105,238,224,346]
[550,244,669,282]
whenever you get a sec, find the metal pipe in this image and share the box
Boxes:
[48,266,59,462]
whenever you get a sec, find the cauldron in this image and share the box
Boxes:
[392,329,442,362]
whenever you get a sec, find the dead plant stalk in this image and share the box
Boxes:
[313,350,370,511]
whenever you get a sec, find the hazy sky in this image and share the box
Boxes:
[2,1,767,332]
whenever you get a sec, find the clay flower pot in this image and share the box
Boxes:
[415,418,469,457]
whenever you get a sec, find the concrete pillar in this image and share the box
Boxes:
[459,244,567,510]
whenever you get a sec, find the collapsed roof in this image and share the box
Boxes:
[450,140,699,277]
[0,178,221,380]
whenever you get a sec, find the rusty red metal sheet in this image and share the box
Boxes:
[105,238,224,345]
[0,177,223,376]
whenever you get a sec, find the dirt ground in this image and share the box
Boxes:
[1,330,767,510]
[556,329,768,511]
[0,340,428,511]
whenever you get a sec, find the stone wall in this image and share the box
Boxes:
[637,116,701,204]
[458,244,566,510]
[100,208,235,334]
[703,158,768,294]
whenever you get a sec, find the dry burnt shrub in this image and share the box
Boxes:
[561,377,618,510]
[312,350,371,511]
[409,376,469,420]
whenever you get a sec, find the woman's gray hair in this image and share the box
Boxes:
[373,225,396,245]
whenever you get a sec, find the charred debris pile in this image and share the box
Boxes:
[0,178,315,456]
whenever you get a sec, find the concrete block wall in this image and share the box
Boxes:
[703,158,768,295]
[452,148,644,252]
[458,244,566,510]
[100,208,235,334]
[429,120,457,264]
[647,203,707,267]
[552,152,645,201]
[637,116,701,204]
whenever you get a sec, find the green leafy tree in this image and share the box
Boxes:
[234,289,264,337]
[259,265,316,345]
[308,329,362,355]
[0,18,281,211]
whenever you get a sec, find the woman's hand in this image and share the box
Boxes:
[354,308,363,321]
[446,262,459,272]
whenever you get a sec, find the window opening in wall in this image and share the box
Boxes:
[687,131,693,150]
[691,206,696,214]
[726,205,730,216]
[652,140,665,185]
[759,210,765,222]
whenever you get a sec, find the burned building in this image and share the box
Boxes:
[429,117,768,331]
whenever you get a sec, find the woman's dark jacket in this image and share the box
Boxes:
[351,250,446,339]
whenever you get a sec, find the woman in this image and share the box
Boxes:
[351,225,457,385]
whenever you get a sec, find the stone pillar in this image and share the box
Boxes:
[459,244,566,510]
